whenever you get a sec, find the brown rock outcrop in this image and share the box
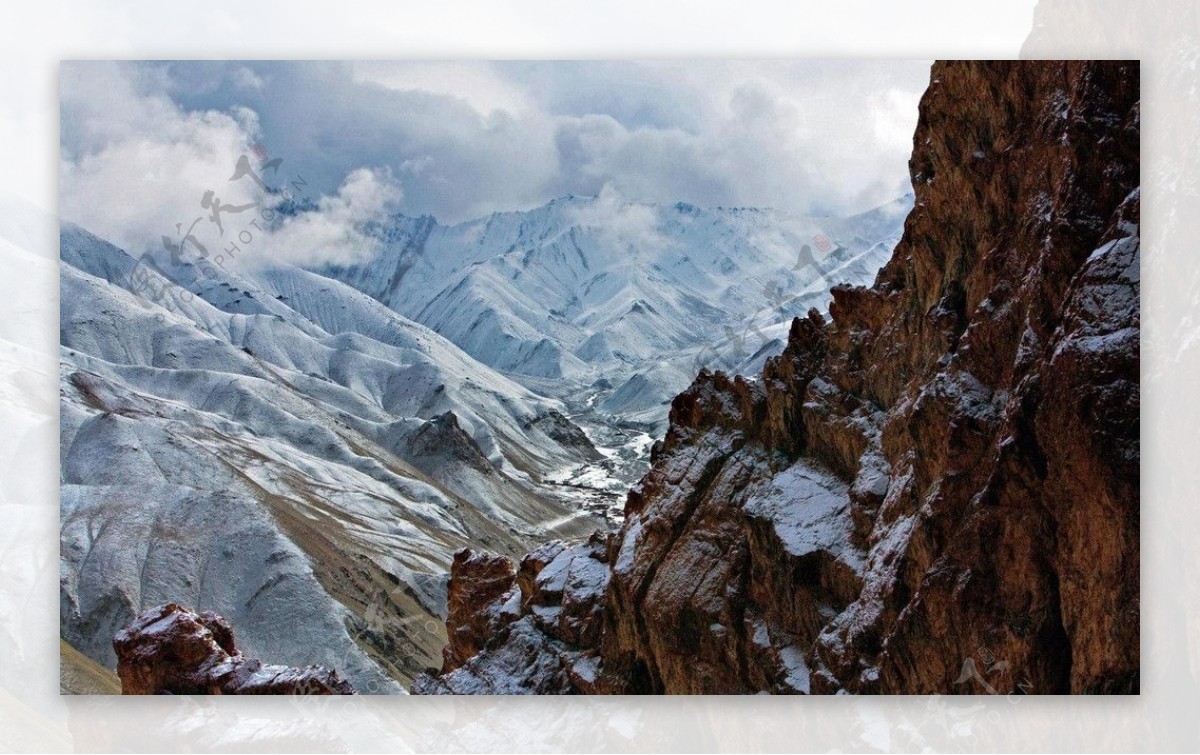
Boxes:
[413,536,609,694]
[414,60,1140,695]
[440,549,519,673]
[114,603,355,694]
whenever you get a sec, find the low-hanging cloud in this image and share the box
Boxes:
[565,183,673,261]
[254,167,403,269]
[60,62,259,257]
[60,63,404,271]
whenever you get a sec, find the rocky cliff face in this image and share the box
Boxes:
[114,603,356,694]
[414,60,1141,695]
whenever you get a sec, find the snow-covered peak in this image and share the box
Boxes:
[321,193,912,428]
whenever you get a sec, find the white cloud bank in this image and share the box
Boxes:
[60,60,931,264]
[259,167,402,269]
[565,183,673,261]
[60,62,259,257]
[60,63,402,269]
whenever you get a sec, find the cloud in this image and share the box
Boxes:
[61,60,932,237]
[532,60,929,215]
[252,167,403,269]
[353,61,531,117]
[60,62,259,256]
[59,63,404,270]
[872,87,925,151]
[565,183,672,261]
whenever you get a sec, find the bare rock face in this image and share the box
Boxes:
[405,411,496,474]
[439,549,519,673]
[413,537,609,694]
[414,60,1140,695]
[113,603,355,694]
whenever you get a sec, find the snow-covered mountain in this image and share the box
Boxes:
[60,191,908,693]
[323,192,911,488]
[59,223,608,692]
[328,194,910,382]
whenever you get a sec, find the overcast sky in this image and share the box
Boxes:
[60,60,931,264]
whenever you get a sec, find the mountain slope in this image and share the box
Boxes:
[61,185,910,693]
[59,223,607,692]
[322,193,911,492]
[413,60,1140,695]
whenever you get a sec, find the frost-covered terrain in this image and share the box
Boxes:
[60,192,907,692]
[60,224,607,692]
[324,192,912,492]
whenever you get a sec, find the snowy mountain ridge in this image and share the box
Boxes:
[325,192,911,384]
[321,191,912,490]
[59,189,910,693]
[59,222,608,692]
